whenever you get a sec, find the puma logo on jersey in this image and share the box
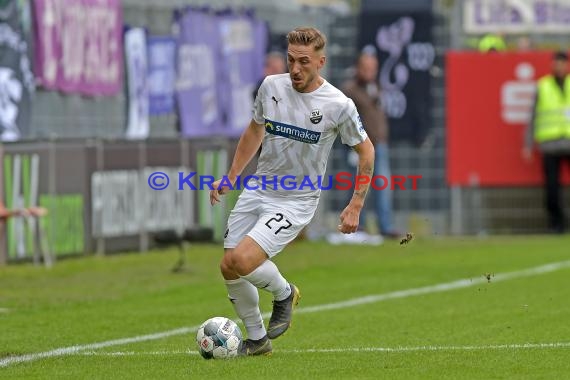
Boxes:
[272,96,281,105]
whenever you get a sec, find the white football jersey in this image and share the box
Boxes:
[250,73,368,198]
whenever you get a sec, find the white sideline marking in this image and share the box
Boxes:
[0,327,199,369]
[0,308,10,313]
[2,259,570,368]
[78,350,197,356]
[72,342,570,356]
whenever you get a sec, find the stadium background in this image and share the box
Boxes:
[2,0,570,263]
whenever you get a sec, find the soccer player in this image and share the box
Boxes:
[210,27,375,356]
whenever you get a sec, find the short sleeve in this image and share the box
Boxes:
[338,98,368,147]
[252,78,266,125]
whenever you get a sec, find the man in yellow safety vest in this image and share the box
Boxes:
[478,33,507,52]
[523,51,570,234]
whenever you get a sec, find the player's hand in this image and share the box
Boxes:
[522,147,533,163]
[210,178,233,206]
[23,207,48,217]
[338,204,360,234]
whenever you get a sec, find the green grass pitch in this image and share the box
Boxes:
[1,235,570,379]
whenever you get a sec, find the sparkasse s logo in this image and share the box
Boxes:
[501,62,536,124]
[264,118,321,144]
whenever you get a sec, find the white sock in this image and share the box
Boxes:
[225,278,266,340]
[241,260,292,302]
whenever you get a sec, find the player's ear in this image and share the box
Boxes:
[318,54,326,70]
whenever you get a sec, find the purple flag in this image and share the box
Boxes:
[32,0,123,96]
[147,36,177,116]
[175,9,224,138]
[217,13,267,136]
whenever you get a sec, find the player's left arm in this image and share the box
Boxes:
[338,138,375,234]
[337,96,375,234]
[351,138,375,204]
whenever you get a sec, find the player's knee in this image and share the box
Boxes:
[220,253,235,278]
[230,248,253,276]
[229,249,246,274]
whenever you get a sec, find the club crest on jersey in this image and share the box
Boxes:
[309,109,323,124]
[265,118,321,144]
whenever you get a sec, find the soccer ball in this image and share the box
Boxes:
[196,317,243,359]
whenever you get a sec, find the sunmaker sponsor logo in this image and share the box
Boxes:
[264,118,321,144]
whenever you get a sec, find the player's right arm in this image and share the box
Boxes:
[226,119,265,184]
[211,76,268,205]
[210,119,265,205]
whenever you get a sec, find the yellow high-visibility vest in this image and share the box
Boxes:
[478,34,506,52]
[534,75,570,143]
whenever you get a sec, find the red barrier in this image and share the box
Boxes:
[446,51,570,186]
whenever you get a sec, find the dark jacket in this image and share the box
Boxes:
[341,79,389,145]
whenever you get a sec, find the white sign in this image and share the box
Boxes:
[91,167,194,238]
[464,0,570,34]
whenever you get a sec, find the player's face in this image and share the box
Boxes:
[287,43,325,93]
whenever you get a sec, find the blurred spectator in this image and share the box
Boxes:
[0,201,47,220]
[478,33,507,52]
[0,202,17,221]
[517,35,533,52]
[341,48,400,240]
[523,51,570,234]
[0,200,48,263]
[252,51,287,101]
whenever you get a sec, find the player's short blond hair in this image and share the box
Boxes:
[286,27,327,52]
